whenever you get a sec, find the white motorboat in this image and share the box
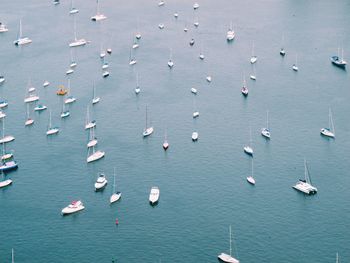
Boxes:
[61,200,85,215]
[192,131,198,141]
[218,226,240,263]
[87,147,105,163]
[149,186,160,205]
[0,76,5,84]
[0,100,8,108]
[46,110,59,135]
[94,173,107,191]
[293,159,317,195]
[0,179,12,188]
[102,71,109,78]
[43,81,50,87]
[261,111,271,139]
[34,104,47,111]
[193,111,199,118]
[206,76,212,82]
[158,0,165,6]
[91,1,107,21]
[193,2,199,9]
[320,108,335,138]
[110,170,121,203]
[0,22,9,33]
[158,23,164,29]
[331,48,347,68]
[13,20,32,46]
[24,94,39,103]
[191,88,197,94]
[143,106,154,137]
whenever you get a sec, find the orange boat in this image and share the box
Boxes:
[57,85,68,95]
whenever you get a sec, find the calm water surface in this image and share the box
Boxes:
[0,0,349,262]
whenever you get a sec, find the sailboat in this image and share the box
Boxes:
[0,22,9,33]
[100,43,106,58]
[218,226,240,263]
[64,79,77,104]
[91,0,107,21]
[250,42,257,64]
[129,48,137,65]
[135,19,142,39]
[192,97,199,118]
[24,87,39,103]
[69,16,87,47]
[250,64,256,80]
[87,126,98,148]
[193,2,199,9]
[280,34,286,56]
[110,168,122,203]
[163,128,169,150]
[25,103,34,126]
[335,253,339,263]
[320,108,335,138]
[0,119,15,144]
[1,141,13,161]
[92,83,100,104]
[0,75,5,84]
[292,54,299,71]
[85,106,96,129]
[69,0,79,14]
[87,145,105,163]
[60,99,70,118]
[135,73,141,94]
[199,45,205,60]
[241,75,248,96]
[261,110,271,139]
[331,48,347,68]
[143,106,154,137]
[43,81,50,87]
[246,159,255,185]
[0,99,8,108]
[13,19,32,46]
[243,127,253,156]
[0,177,12,188]
[226,22,235,41]
[168,48,174,68]
[293,159,317,195]
[69,49,77,68]
[132,35,139,49]
[46,110,59,135]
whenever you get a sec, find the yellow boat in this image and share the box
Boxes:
[57,85,68,95]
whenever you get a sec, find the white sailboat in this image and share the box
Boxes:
[163,128,169,150]
[218,226,240,263]
[0,178,12,188]
[226,22,235,41]
[129,48,137,65]
[64,79,77,104]
[192,98,199,118]
[85,106,96,129]
[243,127,253,156]
[193,2,199,9]
[199,46,205,60]
[250,64,256,80]
[168,48,174,68]
[110,168,122,203]
[143,106,154,137]
[92,83,100,104]
[87,126,98,148]
[135,73,141,94]
[0,99,8,108]
[1,140,13,160]
[250,42,257,64]
[87,145,105,163]
[246,159,256,185]
[293,159,317,195]
[321,108,335,138]
[69,0,79,14]
[46,110,59,135]
[24,87,39,103]
[25,103,34,126]
[13,19,32,46]
[91,0,107,21]
[0,119,15,144]
[0,22,9,33]
[241,75,248,96]
[261,110,271,139]
[60,100,70,118]
[292,54,299,71]
[43,81,50,87]
[69,16,87,47]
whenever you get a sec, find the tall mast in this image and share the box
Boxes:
[266,110,269,129]
[96,0,100,15]
[19,20,22,39]
[145,106,148,129]
[251,158,254,178]
[136,73,139,88]
[73,16,77,41]
[113,167,116,193]
[49,110,52,129]
[12,248,14,263]
[229,225,232,256]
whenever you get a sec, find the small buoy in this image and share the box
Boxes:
[115,218,119,225]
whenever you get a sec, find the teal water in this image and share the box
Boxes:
[1,0,350,262]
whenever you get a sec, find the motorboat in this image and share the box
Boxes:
[64,96,77,104]
[43,81,50,87]
[192,131,198,141]
[0,100,8,108]
[102,71,110,78]
[149,186,160,205]
[34,104,47,111]
[158,0,165,6]
[158,23,164,29]
[191,88,197,94]
[0,23,9,33]
[61,200,85,215]
[193,2,199,9]
[193,111,199,118]
[331,48,347,68]
[0,160,18,172]
[102,62,109,69]
[243,146,253,156]
[24,94,39,103]
[57,86,68,95]
[94,174,107,191]
[91,14,107,21]
[0,179,12,188]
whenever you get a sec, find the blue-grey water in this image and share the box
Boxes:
[0,0,349,262]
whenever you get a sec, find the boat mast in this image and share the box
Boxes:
[229,225,232,256]
[336,253,339,263]
[251,158,254,178]
[329,108,335,135]
[145,106,148,129]
[113,167,116,193]
[12,248,14,263]
[266,110,269,130]
[86,106,90,125]
[19,19,22,39]
[136,73,139,88]
[93,82,96,98]
[96,0,100,15]
[73,16,77,41]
